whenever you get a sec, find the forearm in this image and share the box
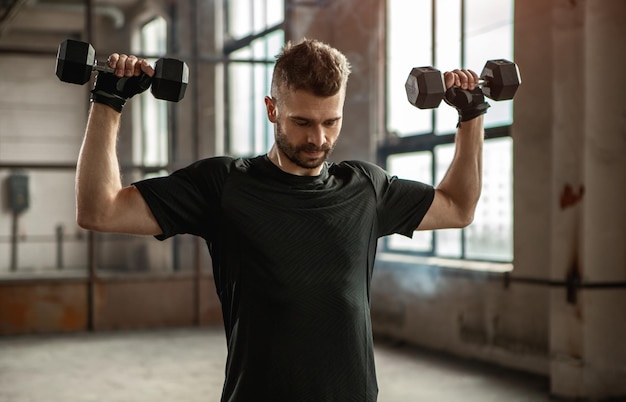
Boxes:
[436,115,484,225]
[75,103,123,228]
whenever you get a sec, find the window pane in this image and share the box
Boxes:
[387,0,432,136]
[141,17,166,54]
[228,0,283,39]
[466,0,514,128]
[139,17,168,167]
[228,0,252,38]
[266,0,284,27]
[434,0,462,134]
[141,97,168,166]
[465,137,513,261]
[386,152,433,252]
[228,63,254,156]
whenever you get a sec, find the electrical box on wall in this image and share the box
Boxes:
[8,172,29,214]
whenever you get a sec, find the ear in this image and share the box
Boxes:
[264,96,277,123]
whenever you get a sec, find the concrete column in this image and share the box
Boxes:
[512,0,554,281]
[548,0,586,397]
[549,1,626,399]
[579,0,626,397]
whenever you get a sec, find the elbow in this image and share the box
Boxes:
[76,191,113,232]
[456,191,481,228]
[76,206,107,232]
[451,199,479,228]
[76,210,98,231]
[457,210,475,228]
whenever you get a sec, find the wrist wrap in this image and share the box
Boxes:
[444,86,490,125]
[90,72,152,112]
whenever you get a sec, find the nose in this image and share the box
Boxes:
[306,125,326,147]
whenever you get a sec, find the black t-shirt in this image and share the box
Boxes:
[134,155,434,402]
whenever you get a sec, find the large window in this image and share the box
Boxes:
[384,0,514,262]
[224,0,284,157]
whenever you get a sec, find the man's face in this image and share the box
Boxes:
[265,88,345,176]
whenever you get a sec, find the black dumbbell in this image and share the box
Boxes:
[405,59,521,109]
[55,39,188,102]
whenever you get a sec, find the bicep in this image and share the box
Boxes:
[105,186,163,235]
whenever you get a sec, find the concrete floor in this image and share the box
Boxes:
[0,327,550,402]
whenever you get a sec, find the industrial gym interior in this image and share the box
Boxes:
[0,0,624,401]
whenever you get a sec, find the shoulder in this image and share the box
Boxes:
[161,156,241,195]
[172,156,252,180]
[179,156,236,173]
[331,160,391,186]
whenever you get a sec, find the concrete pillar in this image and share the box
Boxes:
[549,0,586,397]
[513,0,554,282]
[579,0,626,397]
[550,0,626,399]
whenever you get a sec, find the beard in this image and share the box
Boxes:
[274,121,335,170]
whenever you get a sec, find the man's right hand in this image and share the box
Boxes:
[107,53,155,78]
[442,69,490,124]
[90,54,156,112]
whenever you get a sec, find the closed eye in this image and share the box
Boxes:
[289,117,310,127]
[324,119,341,127]
[289,117,341,127]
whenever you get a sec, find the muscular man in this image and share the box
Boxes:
[76,39,486,401]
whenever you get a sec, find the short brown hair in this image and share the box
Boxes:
[271,39,351,100]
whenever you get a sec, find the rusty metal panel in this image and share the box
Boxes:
[0,280,88,335]
[0,273,224,335]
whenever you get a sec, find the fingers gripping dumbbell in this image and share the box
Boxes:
[55,39,189,102]
[405,59,521,109]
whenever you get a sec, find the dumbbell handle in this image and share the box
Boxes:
[450,78,490,88]
[92,62,116,74]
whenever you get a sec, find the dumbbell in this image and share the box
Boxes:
[405,59,521,109]
[55,39,188,102]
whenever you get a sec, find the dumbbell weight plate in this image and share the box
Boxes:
[151,58,189,102]
[405,66,446,109]
[480,59,521,101]
[55,39,97,85]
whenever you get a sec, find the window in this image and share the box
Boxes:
[135,16,169,170]
[383,0,514,262]
[224,0,285,157]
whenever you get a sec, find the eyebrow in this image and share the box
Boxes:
[289,115,342,123]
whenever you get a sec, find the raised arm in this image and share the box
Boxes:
[417,69,486,231]
[76,54,162,235]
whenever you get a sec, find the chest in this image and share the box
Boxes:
[218,176,377,279]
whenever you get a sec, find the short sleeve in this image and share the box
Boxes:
[377,177,435,237]
[133,157,233,240]
[342,161,434,238]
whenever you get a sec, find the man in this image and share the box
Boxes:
[76,39,485,401]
